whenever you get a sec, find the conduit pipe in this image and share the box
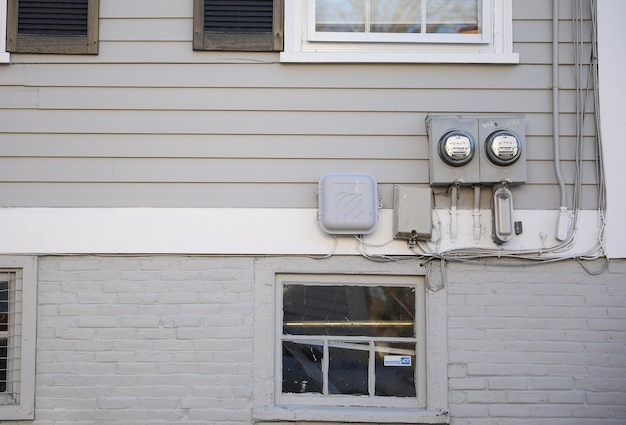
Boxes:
[472,186,481,243]
[449,184,459,242]
[553,0,570,241]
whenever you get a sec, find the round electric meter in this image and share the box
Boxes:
[485,130,522,166]
[438,130,475,167]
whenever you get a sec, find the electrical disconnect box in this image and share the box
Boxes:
[393,185,433,241]
[427,114,526,186]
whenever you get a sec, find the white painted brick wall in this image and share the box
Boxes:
[4,255,625,424]
[34,256,256,425]
[446,260,626,424]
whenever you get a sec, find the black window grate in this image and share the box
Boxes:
[0,271,21,406]
[204,0,274,33]
[18,0,89,35]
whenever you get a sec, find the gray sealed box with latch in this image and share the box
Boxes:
[393,185,432,241]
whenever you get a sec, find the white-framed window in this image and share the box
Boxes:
[0,256,36,420]
[281,0,518,63]
[0,0,10,63]
[253,257,449,424]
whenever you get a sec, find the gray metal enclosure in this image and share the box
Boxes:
[0,0,599,211]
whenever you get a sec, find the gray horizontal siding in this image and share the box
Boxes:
[0,0,600,210]
[0,87,583,114]
[4,63,582,88]
[0,134,599,161]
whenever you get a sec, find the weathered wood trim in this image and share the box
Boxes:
[193,0,283,52]
[6,0,99,55]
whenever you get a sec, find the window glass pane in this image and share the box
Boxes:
[375,342,416,397]
[328,342,369,395]
[370,0,421,33]
[283,285,415,337]
[315,0,480,35]
[282,341,323,393]
[316,0,366,32]
[426,0,479,34]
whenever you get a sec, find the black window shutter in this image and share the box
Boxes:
[7,0,99,54]
[194,0,284,51]
[18,0,89,36]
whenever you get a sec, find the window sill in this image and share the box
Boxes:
[280,51,519,64]
[253,406,450,424]
[0,52,9,64]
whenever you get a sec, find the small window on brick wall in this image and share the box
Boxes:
[0,256,36,421]
[6,0,99,54]
[253,258,449,425]
[280,276,426,407]
[193,0,284,51]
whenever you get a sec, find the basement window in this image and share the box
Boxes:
[252,259,449,424]
[280,275,425,407]
[0,256,36,421]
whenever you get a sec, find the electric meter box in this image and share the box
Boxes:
[317,173,379,235]
[427,114,527,186]
[427,115,480,186]
[478,115,527,184]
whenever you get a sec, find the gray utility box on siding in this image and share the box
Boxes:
[427,114,526,186]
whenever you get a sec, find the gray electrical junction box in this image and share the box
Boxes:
[393,185,432,241]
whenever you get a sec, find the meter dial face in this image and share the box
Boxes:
[438,131,475,167]
[485,130,522,166]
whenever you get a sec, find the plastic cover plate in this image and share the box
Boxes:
[317,173,378,234]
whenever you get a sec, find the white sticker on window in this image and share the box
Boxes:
[384,355,412,367]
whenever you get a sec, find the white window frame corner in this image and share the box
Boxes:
[0,0,10,63]
[0,255,37,421]
[280,0,518,64]
[252,258,449,424]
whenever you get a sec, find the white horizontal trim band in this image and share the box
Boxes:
[0,208,604,257]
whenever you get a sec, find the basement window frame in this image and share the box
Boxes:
[0,256,37,421]
[280,0,519,63]
[252,258,449,424]
[6,0,99,55]
[193,0,284,52]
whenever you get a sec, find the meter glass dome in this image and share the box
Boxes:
[485,130,522,166]
[438,130,475,167]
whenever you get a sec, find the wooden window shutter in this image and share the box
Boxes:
[6,0,99,54]
[193,0,284,51]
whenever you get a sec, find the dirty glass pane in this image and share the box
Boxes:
[316,0,421,33]
[328,343,369,395]
[316,0,366,32]
[282,285,415,337]
[282,341,323,393]
[370,0,421,33]
[375,342,416,397]
[426,0,479,33]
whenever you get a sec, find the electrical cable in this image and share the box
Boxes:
[350,0,607,274]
